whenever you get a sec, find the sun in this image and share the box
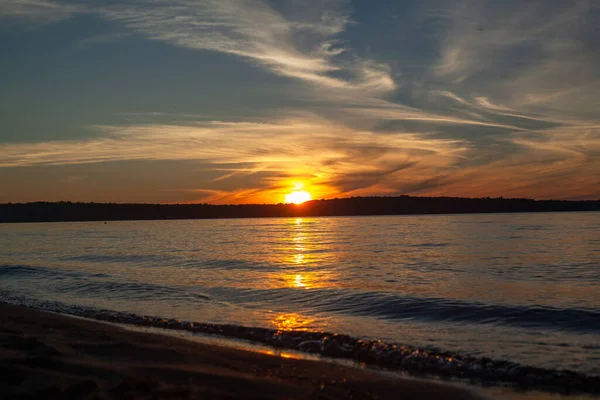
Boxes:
[284,190,312,204]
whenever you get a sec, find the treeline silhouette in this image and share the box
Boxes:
[1,196,598,223]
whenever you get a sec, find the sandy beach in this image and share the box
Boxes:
[0,303,484,399]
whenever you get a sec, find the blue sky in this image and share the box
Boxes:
[1,0,599,203]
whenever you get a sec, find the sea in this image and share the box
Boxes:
[1,212,599,390]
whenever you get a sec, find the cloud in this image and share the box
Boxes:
[3,0,394,94]
[0,0,83,26]
[97,0,395,94]
[1,116,597,202]
[428,0,600,116]
[0,118,468,166]
[0,117,473,202]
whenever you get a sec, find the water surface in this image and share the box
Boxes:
[1,212,599,375]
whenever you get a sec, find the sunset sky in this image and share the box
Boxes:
[1,0,599,204]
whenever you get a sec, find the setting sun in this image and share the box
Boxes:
[284,190,312,204]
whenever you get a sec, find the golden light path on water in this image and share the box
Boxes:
[270,217,336,290]
[269,217,332,332]
[273,313,314,331]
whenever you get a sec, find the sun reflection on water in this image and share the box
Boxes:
[262,217,339,290]
[273,313,314,331]
[293,274,306,288]
[293,253,305,264]
[282,273,312,289]
[256,348,300,359]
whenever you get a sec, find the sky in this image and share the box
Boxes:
[1,0,599,204]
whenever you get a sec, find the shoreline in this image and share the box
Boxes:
[2,296,599,396]
[2,209,599,225]
[2,197,598,224]
[0,298,600,397]
[0,303,485,399]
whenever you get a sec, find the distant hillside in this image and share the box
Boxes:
[1,196,598,223]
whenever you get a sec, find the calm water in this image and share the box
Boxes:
[1,212,599,375]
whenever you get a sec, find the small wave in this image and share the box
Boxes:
[0,297,598,395]
[2,264,598,333]
[0,265,42,276]
[184,258,280,272]
[62,254,171,264]
[515,225,553,231]
[407,242,453,248]
[0,264,211,302]
[59,281,211,302]
[223,288,600,333]
[0,264,105,280]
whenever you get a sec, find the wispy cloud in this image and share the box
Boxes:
[0,118,468,167]
[428,0,600,116]
[0,0,83,26]
[97,0,395,94]
[0,117,471,202]
[3,0,396,97]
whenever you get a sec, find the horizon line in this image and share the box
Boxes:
[2,195,599,207]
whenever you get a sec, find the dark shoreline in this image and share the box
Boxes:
[1,195,599,223]
[0,302,485,400]
[3,298,599,396]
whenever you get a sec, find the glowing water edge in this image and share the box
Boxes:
[1,212,599,394]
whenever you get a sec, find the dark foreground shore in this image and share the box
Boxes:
[0,303,483,399]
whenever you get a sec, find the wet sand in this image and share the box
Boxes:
[0,303,484,399]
